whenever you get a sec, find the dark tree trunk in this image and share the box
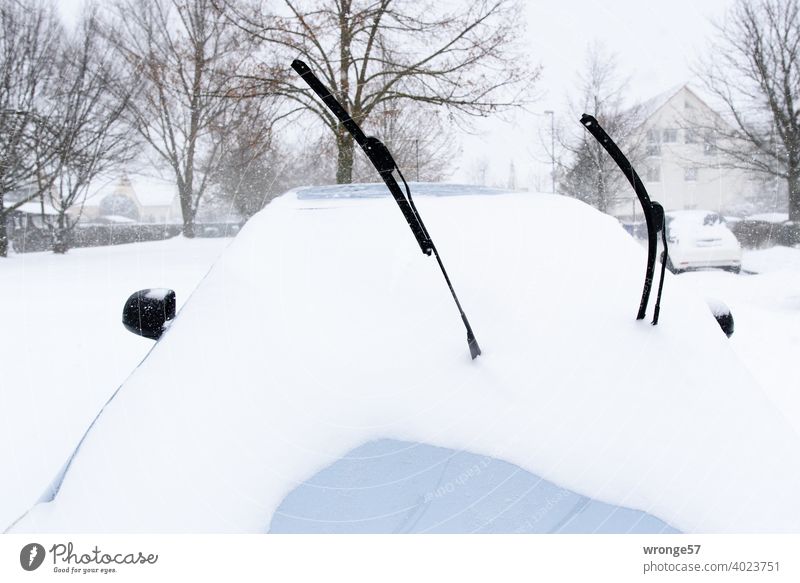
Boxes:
[596,158,608,214]
[183,218,195,238]
[335,0,354,184]
[789,164,800,222]
[336,128,354,184]
[180,202,196,237]
[0,189,7,257]
[177,180,196,238]
[0,214,8,258]
[52,212,68,254]
[180,198,196,238]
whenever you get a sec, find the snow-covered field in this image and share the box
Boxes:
[0,237,230,530]
[0,204,798,532]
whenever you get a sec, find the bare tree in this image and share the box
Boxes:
[286,103,460,186]
[208,97,459,221]
[221,0,538,184]
[37,5,138,253]
[365,103,457,182]
[110,0,263,237]
[205,96,288,219]
[209,139,309,220]
[468,155,490,186]
[698,0,800,221]
[506,160,516,190]
[557,43,644,214]
[0,0,61,257]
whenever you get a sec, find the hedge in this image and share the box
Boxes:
[10,222,241,254]
[730,219,800,249]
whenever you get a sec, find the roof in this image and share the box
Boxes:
[638,83,685,121]
[11,184,800,533]
[10,201,59,216]
[85,173,178,209]
[637,83,732,131]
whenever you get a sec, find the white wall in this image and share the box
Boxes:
[612,87,756,217]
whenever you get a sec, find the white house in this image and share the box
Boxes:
[77,174,182,224]
[611,85,756,218]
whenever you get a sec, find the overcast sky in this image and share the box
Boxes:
[462,0,736,188]
[56,0,736,188]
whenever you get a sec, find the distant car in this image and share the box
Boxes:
[9,184,800,534]
[664,210,742,273]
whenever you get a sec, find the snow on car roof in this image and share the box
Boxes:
[11,184,800,533]
[666,209,720,221]
[666,210,732,235]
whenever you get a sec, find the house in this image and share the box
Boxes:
[3,186,58,233]
[5,199,59,234]
[77,174,182,224]
[610,85,756,218]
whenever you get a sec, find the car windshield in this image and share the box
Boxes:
[270,440,678,534]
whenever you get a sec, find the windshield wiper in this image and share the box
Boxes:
[580,114,668,324]
[291,59,481,359]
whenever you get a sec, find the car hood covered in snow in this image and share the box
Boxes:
[11,184,800,533]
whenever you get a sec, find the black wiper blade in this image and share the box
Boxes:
[579,114,668,324]
[291,59,481,359]
[292,59,432,255]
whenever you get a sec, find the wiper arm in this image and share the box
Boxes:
[292,60,432,255]
[292,59,481,359]
[579,114,668,324]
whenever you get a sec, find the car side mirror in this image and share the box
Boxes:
[707,298,734,338]
[122,288,176,340]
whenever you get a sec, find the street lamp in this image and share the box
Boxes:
[544,110,555,194]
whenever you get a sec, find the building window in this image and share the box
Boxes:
[646,165,661,182]
[663,129,678,143]
[646,143,662,156]
[646,129,662,156]
[703,131,717,155]
[684,167,698,181]
[685,129,698,144]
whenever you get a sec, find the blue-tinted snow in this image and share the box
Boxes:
[295,182,512,200]
[270,439,678,534]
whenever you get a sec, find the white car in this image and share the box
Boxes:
[664,210,743,273]
[7,184,800,534]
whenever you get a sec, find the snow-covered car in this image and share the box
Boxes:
[664,210,743,273]
[7,182,800,534]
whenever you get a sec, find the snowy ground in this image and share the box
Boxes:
[677,246,800,435]
[0,237,231,530]
[0,232,798,532]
